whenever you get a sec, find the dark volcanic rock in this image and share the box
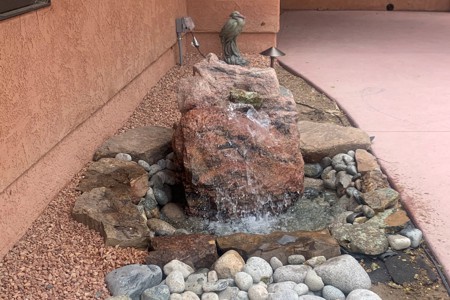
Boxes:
[216,230,340,264]
[173,54,304,219]
[94,126,173,164]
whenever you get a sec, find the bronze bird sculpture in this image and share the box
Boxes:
[219,11,248,66]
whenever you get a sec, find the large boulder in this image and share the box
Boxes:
[173,54,304,219]
[298,121,371,163]
[94,126,173,163]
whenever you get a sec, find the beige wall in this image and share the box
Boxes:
[187,0,280,54]
[0,0,187,258]
[281,0,450,11]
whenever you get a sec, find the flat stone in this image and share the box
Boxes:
[355,149,380,174]
[213,250,245,279]
[362,188,399,212]
[361,170,389,193]
[314,254,371,294]
[298,121,371,163]
[77,158,148,200]
[94,126,173,164]
[105,264,162,300]
[384,210,410,229]
[216,230,340,265]
[202,279,229,292]
[331,223,389,256]
[147,234,218,269]
[147,218,176,236]
[72,187,150,248]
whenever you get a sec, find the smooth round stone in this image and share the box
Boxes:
[288,255,305,265]
[268,281,296,293]
[149,173,164,189]
[304,163,323,178]
[346,289,381,300]
[201,292,219,300]
[202,279,229,292]
[157,159,167,169]
[170,294,182,300]
[321,285,345,300]
[115,153,132,161]
[361,205,375,218]
[294,283,309,296]
[400,227,423,248]
[243,257,273,284]
[166,152,175,160]
[163,260,195,278]
[166,270,185,293]
[218,287,240,300]
[235,272,253,291]
[304,270,324,292]
[320,157,332,168]
[270,257,283,270]
[166,159,177,171]
[147,218,176,236]
[298,296,325,300]
[336,171,353,189]
[141,284,170,300]
[347,150,355,158]
[162,184,173,203]
[273,265,310,284]
[149,164,163,177]
[248,284,268,300]
[138,159,151,171]
[268,289,299,300]
[208,270,219,282]
[388,234,411,250]
[154,188,170,205]
[321,167,337,189]
[346,165,358,176]
[304,256,326,268]
[181,291,200,300]
[185,271,208,295]
[213,250,245,279]
[237,291,249,300]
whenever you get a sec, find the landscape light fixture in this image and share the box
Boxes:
[260,47,286,68]
[176,17,204,65]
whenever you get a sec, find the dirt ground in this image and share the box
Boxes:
[275,58,449,299]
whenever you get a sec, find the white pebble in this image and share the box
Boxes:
[235,272,253,291]
[201,292,219,300]
[181,291,200,300]
[248,284,268,300]
[270,257,283,270]
[208,270,218,282]
[166,270,186,293]
[115,153,132,161]
[304,270,324,292]
[288,255,305,265]
[294,283,309,296]
[304,256,326,267]
[388,234,411,250]
[138,159,151,171]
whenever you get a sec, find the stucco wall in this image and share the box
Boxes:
[187,0,280,55]
[281,0,450,11]
[0,0,186,258]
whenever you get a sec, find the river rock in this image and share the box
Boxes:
[243,256,273,284]
[185,270,208,295]
[400,227,423,248]
[267,281,297,293]
[270,257,283,270]
[235,272,254,291]
[141,284,170,300]
[94,126,173,163]
[346,289,381,300]
[304,163,323,178]
[216,230,340,265]
[218,287,240,300]
[314,255,371,294]
[273,265,311,283]
[298,121,371,163]
[202,279,229,292]
[147,234,218,269]
[213,250,245,279]
[166,270,186,293]
[105,264,162,300]
[173,54,304,218]
[268,289,299,300]
[161,202,187,223]
[248,284,269,300]
[388,234,411,250]
[288,255,305,265]
[147,218,176,236]
[304,269,324,292]
[321,285,345,300]
[77,158,148,200]
[363,188,399,212]
[72,187,150,248]
[202,293,219,300]
[331,223,389,255]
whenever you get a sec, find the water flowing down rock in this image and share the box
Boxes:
[173,54,304,219]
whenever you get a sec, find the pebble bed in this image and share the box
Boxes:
[105,252,381,300]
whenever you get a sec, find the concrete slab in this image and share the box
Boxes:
[278,11,450,280]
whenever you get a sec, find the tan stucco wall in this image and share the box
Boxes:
[0,0,186,258]
[187,0,280,54]
[281,0,450,11]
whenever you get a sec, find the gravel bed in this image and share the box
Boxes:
[0,53,278,299]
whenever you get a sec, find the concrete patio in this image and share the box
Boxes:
[278,10,450,281]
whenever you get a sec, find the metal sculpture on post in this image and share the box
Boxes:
[219,11,248,66]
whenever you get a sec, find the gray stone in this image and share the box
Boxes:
[400,227,423,248]
[304,256,326,268]
[268,289,299,300]
[166,270,186,293]
[346,289,381,300]
[362,188,399,212]
[273,265,311,283]
[298,121,371,163]
[270,257,283,270]
[105,264,162,300]
[157,159,167,169]
[181,291,200,300]
[304,269,324,292]
[294,283,309,296]
[141,284,170,300]
[218,287,240,300]
[314,255,371,294]
[149,164,163,177]
[185,270,208,295]
[170,294,182,300]
[248,284,269,300]
[208,270,218,282]
[320,157,332,168]
[72,187,150,248]
[235,272,253,291]
[346,165,358,176]
[201,293,219,300]
[298,296,325,300]
[243,256,273,284]
[138,160,152,172]
[147,218,176,236]
[321,167,337,190]
[149,174,164,189]
[268,281,297,293]
[94,126,173,164]
[237,291,249,300]
[331,223,389,256]
[304,163,323,178]
[154,188,170,206]
[163,260,195,278]
[287,255,305,265]
[336,171,353,189]
[115,153,132,161]
[321,285,345,300]
[388,234,411,250]
[107,296,132,300]
[202,279,229,292]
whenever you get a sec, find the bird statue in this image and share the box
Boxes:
[219,11,248,66]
